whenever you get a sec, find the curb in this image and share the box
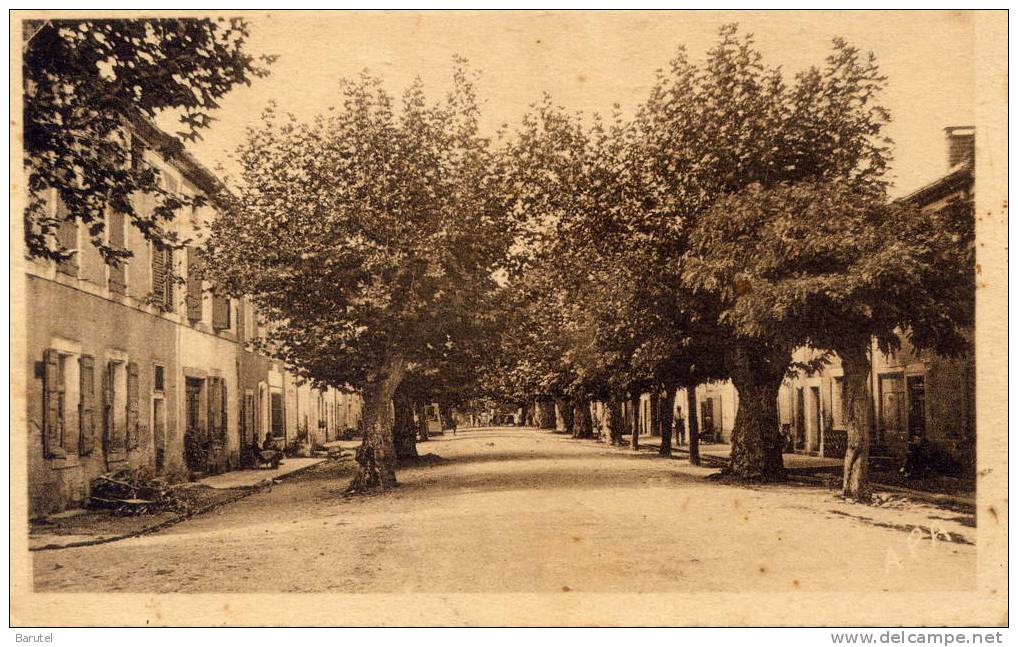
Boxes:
[670,447,975,512]
[29,459,330,552]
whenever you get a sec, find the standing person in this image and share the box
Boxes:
[675,406,686,446]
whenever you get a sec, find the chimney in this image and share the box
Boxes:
[944,126,975,169]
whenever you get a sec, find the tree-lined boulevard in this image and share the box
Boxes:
[25,17,978,597]
[34,427,975,594]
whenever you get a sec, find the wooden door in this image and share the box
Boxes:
[879,374,906,447]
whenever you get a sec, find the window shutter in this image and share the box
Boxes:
[126,361,140,450]
[220,381,229,443]
[208,377,223,443]
[103,362,123,453]
[212,294,230,330]
[78,355,96,455]
[186,246,203,322]
[152,246,174,311]
[55,198,78,276]
[43,349,64,457]
[130,134,146,172]
[108,211,127,294]
[236,298,246,342]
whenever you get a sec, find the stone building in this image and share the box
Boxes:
[776,126,975,474]
[24,116,360,516]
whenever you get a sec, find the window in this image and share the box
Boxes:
[78,355,97,455]
[185,246,203,323]
[107,209,127,294]
[42,349,67,457]
[270,392,285,438]
[153,364,165,392]
[130,134,146,172]
[151,245,174,312]
[152,397,166,474]
[207,377,228,444]
[212,294,231,331]
[103,360,129,454]
[54,197,78,277]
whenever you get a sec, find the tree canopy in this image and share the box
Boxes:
[23,17,274,263]
[205,63,511,487]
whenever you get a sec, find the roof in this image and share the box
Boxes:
[900,161,973,207]
[126,109,230,204]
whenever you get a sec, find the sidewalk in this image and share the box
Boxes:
[29,457,331,551]
[667,441,975,511]
[198,457,325,489]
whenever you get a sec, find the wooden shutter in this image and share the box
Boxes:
[103,362,124,453]
[186,246,203,322]
[126,361,140,450]
[212,294,230,330]
[108,210,127,294]
[42,349,64,457]
[208,377,223,443]
[152,246,173,311]
[78,355,96,455]
[55,197,78,276]
[220,381,229,443]
[236,298,246,342]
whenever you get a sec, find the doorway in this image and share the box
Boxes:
[810,385,822,454]
[185,377,204,471]
[152,397,166,474]
[907,375,926,439]
[878,373,906,449]
[270,391,285,439]
[794,387,806,450]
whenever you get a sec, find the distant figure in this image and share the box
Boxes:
[676,415,686,446]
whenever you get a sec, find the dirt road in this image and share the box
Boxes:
[33,428,975,593]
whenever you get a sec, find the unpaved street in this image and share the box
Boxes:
[33,428,976,593]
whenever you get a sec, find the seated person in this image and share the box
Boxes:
[258,433,283,468]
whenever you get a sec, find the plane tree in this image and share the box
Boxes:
[686,181,974,496]
[205,65,511,490]
[638,26,897,480]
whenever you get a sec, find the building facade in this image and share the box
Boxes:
[25,117,361,516]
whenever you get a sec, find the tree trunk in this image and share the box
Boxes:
[659,386,676,456]
[521,402,533,427]
[348,354,406,492]
[629,392,641,451]
[649,391,660,437]
[728,344,787,481]
[536,400,556,429]
[840,346,874,501]
[687,383,701,466]
[573,398,594,439]
[607,393,625,445]
[415,401,430,442]
[555,398,574,434]
[392,389,418,461]
[438,401,456,432]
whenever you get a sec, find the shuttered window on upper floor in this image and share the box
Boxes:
[107,209,127,294]
[151,245,174,312]
[212,293,231,331]
[186,245,203,323]
[55,197,78,277]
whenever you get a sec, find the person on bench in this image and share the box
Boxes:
[258,433,283,469]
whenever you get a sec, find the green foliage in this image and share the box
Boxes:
[23,17,273,262]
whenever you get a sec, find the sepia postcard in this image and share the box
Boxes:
[8,8,1008,629]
